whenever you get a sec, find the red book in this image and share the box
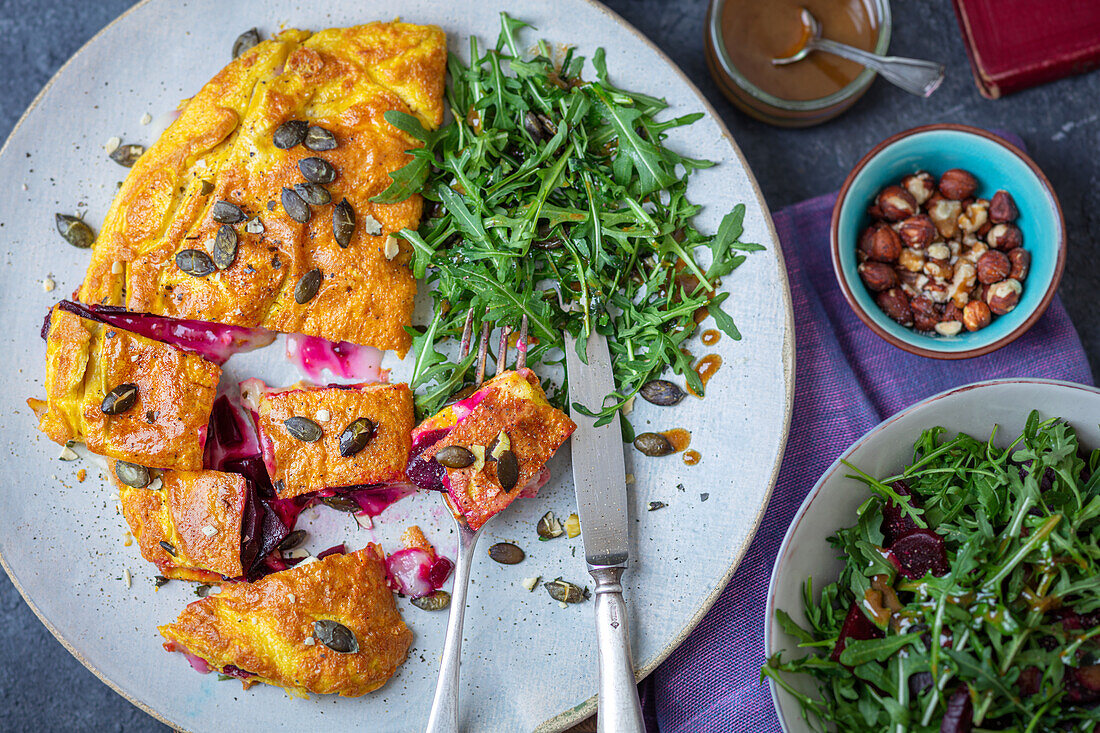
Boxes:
[952,0,1100,98]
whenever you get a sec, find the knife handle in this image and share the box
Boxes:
[590,565,645,733]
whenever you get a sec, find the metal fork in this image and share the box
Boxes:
[424,309,528,733]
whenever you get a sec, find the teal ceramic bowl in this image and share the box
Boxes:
[831,124,1065,359]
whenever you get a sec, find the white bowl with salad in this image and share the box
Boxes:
[765,379,1100,732]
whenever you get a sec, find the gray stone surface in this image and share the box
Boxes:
[0,0,1095,730]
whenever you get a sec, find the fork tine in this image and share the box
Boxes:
[459,307,476,359]
[474,308,491,387]
[496,325,512,377]
[516,315,529,370]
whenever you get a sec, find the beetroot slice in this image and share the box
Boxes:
[889,528,949,579]
[830,602,884,662]
[940,685,972,733]
[881,479,920,546]
[1065,665,1100,705]
[1017,666,1041,697]
[405,428,452,491]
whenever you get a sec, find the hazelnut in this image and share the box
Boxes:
[901,171,936,206]
[926,242,950,261]
[976,219,993,238]
[958,199,989,234]
[976,250,1011,284]
[963,301,992,331]
[876,185,919,221]
[858,261,898,292]
[897,269,923,297]
[858,225,877,259]
[987,223,1023,250]
[924,259,953,281]
[989,190,1018,223]
[898,247,925,273]
[939,169,978,200]
[944,302,964,322]
[867,204,886,221]
[986,278,1023,315]
[934,320,963,337]
[897,215,936,249]
[1008,248,1030,280]
[926,194,962,239]
[875,288,913,326]
[868,225,903,262]
[911,295,940,332]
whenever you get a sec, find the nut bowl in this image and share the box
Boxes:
[831,124,1065,359]
[764,379,1100,732]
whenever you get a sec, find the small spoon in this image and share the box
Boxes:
[772,8,944,98]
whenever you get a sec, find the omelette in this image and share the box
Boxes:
[78,22,446,357]
[407,370,576,530]
[159,545,411,697]
[28,304,220,470]
[115,466,251,583]
[241,379,414,499]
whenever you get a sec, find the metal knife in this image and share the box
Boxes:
[564,330,645,733]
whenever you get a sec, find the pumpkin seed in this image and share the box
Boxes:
[304,126,337,151]
[101,383,138,415]
[338,418,376,457]
[640,379,685,406]
[294,268,322,304]
[277,529,307,551]
[159,540,177,557]
[176,249,216,278]
[411,590,451,611]
[284,415,322,442]
[537,511,563,539]
[55,213,95,249]
[523,111,544,143]
[272,119,307,150]
[294,182,331,205]
[115,461,150,488]
[109,144,144,167]
[435,445,475,469]
[199,180,215,196]
[281,186,311,223]
[211,200,246,224]
[332,198,355,248]
[544,578,588,604]
[633,432,674,457]
[312,620,359,653]
[488,542,525,565]
[212,224,238,270]
[496,449,520,492]
[194,584,212,598]
[299,157,337,184]
[231,28,261,59]
[320,495,360,513]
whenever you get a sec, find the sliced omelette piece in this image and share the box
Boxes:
[407,369,576,530]
[159,545,411,697]
[241,380,414,499]
[79,22,447,357]
[28,304,220,470]
[115,466,251,583]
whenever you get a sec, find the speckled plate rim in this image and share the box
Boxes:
[763,378,1100,731]
[829,123,1067,360]
[0,1,795,730]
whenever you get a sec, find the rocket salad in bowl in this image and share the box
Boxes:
[765,381,1100,733]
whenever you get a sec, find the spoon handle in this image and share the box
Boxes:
[812,38,945,97]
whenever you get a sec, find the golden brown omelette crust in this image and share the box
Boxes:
[420,370,576,530]
[256,382,413,499]
[78,23,447,357]
[159,546,411,697]
[116,466,246,581]
[31,307,220,470]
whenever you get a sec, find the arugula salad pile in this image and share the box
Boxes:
[373,13,762,425]
[766,412,1100,732]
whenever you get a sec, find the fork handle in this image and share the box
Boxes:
[591,565,645,733]
[425,525,481,733]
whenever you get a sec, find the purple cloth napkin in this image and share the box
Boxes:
[647,188,1095,732]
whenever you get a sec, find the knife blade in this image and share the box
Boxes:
[564,329,645,732]
[564,330,629,567]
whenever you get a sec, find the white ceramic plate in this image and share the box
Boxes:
[0,1,793,731]
[766,379,1100,733]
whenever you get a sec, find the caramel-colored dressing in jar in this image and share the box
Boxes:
[720,0,878,101]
